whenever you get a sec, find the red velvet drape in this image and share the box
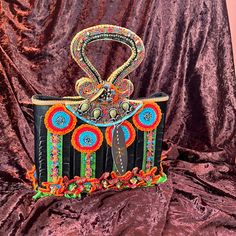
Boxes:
[0,0,236,235]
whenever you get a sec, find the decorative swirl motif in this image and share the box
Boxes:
[71,24,145,100]
[75,77,99,100]
[115,79,134,97]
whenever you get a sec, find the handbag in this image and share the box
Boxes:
[27,25,169,199]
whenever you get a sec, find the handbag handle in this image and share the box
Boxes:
[70,24,145,100]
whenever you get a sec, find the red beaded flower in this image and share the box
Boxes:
[105,121,136,147]
[71,124,103,153]
[44,104,77,135]
[132,103,162,131]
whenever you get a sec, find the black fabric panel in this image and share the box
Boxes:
[38,117,47,184]
[104,146,113,172]
[127,143,135,171]
[73,149,81,177]
[70,146,75,178]
[62,133,71,178]
[157,101,167,115]
[134,128,144,170]
[95,128,105,178]
[154,118,165,168]
[34,105,50,185]
[154,101,167,169]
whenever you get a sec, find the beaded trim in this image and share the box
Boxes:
[47,132,62,182]
[26,165,167,200]
[66,101,142,127]
[105,121,136,147]
[81,152,96,178]
[142,129,157,171]
[44,104,77,135]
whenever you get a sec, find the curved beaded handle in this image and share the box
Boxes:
[71,25,145,100]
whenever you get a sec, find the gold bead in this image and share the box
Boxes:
[93,109,101,119]
[80,103,89,112]
[109,109,117,118]
[122,102,129,111]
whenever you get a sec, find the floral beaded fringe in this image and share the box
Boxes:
[26,154,167,200]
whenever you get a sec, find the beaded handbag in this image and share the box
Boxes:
[27,25,169,199]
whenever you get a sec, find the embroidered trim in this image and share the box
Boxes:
[47,132,63,182]
[71,124,103,153]
[44,104,77,135]
[133,103,162,131]
[105,121,136,147]
[90,152,96,178]
[26,166,167,200]
[66,101,142,128]
[80,152,86,177]
[142,130,147,171]
[81,152,96,178]
[142,129,157,171]
[85,153,92,178]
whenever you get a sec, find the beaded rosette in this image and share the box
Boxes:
[29,25,169,200]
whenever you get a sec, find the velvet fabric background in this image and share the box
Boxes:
[0,0,236,235]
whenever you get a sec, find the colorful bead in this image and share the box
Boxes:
[71,124,103,153]
[133,103,162,131]
[44,104,77,135]
[105,121,136,147]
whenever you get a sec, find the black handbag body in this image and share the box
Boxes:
[28,25,169,199]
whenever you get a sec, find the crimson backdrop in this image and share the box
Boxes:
[0,0,236,235]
